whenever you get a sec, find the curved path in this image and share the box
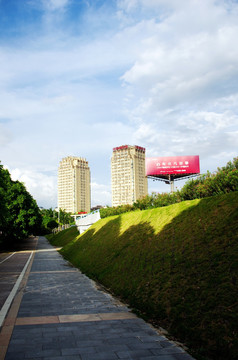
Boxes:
[0,236,195,360]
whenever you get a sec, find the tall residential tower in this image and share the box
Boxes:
[111,145,148,207]
[58,156,91,213]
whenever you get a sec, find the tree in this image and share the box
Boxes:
[0,162,42,247]
[6,180,42,241]
[44,218,58,230]
[58,209,74,225]
[0,164,11,238]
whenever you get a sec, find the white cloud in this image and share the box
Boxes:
[43,0,70,11]
[0,124,12,147]
[10,168,57,209]
[119,0,238,175]
[91,181,111,206]
[133,109,238,171]
[122,24,238,109]
[28,0,71,12]
[1,0,238,207]
[118,0,138,12]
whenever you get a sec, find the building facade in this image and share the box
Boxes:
[111,145,148,207]
[58,156,91,213]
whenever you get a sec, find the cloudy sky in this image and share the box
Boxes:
[1,0,238,208]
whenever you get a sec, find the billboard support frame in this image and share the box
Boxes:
[148,173,199,183]
[169,175,175,193]
[146,155,200,193]
[147,173,200,192]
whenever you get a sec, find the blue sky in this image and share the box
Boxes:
[1,0,238,208]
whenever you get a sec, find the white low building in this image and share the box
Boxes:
[75,210,101,234]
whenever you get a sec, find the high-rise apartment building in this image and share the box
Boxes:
[111,145,148,207]
[58,156,91,213]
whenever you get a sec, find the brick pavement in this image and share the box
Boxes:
[2,236,195,360]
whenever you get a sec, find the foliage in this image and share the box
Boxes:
[41,208,58,233]
[45,218,58,230]
[40,208,74,234]
[0,164,10,233]
[100,157,238,218]
[0,161,75,245]
[0,162,42,247]
[133,191,181,209]
[100,204,134,218]
[58,208,74,225]
[59,192,238,360]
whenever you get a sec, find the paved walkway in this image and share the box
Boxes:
[1,236,195,360]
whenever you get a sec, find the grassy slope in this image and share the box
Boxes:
[59,193,238,360]
[46,226,78,247]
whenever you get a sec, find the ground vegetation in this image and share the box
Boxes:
[54,192,238,360]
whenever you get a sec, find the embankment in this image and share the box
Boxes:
[49,192,238,360]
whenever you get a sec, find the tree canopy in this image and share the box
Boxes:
[0,163,42,247]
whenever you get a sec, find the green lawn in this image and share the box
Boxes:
[50,192,238,360]
[46,225,78,247]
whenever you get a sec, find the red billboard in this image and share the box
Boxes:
[146,155,200,178]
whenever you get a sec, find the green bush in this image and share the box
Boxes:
[180,157,238,201]
[100,204,134,218]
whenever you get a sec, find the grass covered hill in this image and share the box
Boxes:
[46,225,78,247]
[49,192,238,360]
